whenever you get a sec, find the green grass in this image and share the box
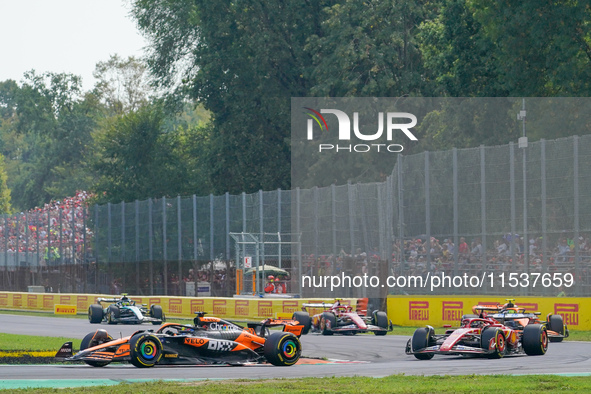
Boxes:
[0,333,81,351]
[4,375,591,393]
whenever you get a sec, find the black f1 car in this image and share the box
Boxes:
[56,312,303,367]
[88,294,165,325]
[406,315,548,360]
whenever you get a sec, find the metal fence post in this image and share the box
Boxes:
[510,143,516,271]
[162,197,168,295]
[425,151,431,268]
[148,198,153,295]
[453,148,459,276]
[541,140,548,274]
[574,136,581,296]
[480,146,487,269]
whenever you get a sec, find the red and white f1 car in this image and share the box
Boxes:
[291,299,392,335]
[406,315,548,360]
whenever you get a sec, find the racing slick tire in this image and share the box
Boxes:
[263,332,302,366]
[372,311,389,336]
[80,330,113,367]
[88,304,103,324]
[523,324,548,356]
[107,305,120,324]
[292,311,312,335]
[547,314,565,342]
[411,326,435,360]
[480,327,506,359]
[320,312,336,336]
[150,305,165,325]
[129,333,163,368]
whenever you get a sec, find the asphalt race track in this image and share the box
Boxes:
[1,313,591,387]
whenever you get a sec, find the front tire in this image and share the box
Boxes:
[88,304,103,324]
[372,311,389,336]
[481,327,506,359]
[263,332,301,366]
[292,311,311,335]
[547,315,565,342]
[129,333,163,368]
[411,326,435,360]
[523,324,548,355]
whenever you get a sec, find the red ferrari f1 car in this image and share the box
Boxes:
[56,312,303,367]
[406,315,548,360]
[291,299,392,335]
[465,299,569,342]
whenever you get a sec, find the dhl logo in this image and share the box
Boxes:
[555,303,579,326]
[59,296,71,304]
[235,300,249,316]
[441,301,463,321]
[0,293,7,306]
[13,294,22,307]
[409,301,429,321]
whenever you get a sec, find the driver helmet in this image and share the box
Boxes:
[120,296,130,305]
[268,275,275,281]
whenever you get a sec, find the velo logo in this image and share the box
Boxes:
[304,107,418,153]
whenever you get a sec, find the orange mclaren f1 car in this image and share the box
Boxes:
[465,299,569,342]
[55,312,303,367]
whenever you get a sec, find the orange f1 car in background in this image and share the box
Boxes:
[465,299,569,342]
[56,312,303,367]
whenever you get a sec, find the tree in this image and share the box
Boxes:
[130,0,338,194]
[306,0,428,97]
[0,154,12,214]
[0,71,97,210]
[93,54,153,114]
[91,103,185,203]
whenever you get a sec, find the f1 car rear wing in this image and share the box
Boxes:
[247,319,304,337]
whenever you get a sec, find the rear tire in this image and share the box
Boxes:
[320,312,336,336]
[129,333,163,368]
[292,311,311,335]
[263,332,301,366]
[481,327,506,359]
[523,324,548,356]
[411,326,435,360]
[88,304,103,324]
[372,311,389,336]
[150,305,165,325]
[547,315,564,342]
[80,330,113,367]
